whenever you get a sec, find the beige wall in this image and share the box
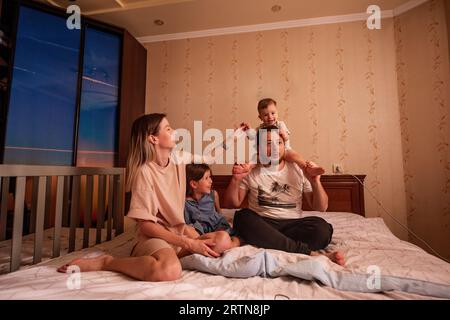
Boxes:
[394,0,450,260]
[144,0,450,259]
[446,0,450,56]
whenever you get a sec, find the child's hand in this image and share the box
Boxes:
[239,122,251,131]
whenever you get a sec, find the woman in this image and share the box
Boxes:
[58,114,234,281]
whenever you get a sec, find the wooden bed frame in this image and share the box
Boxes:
[0,165,126,273]
[212,174,366,216]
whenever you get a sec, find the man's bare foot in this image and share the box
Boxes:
[324,251,345,266]
[305,165,325,177]
[57,254,113,273]
[311,251,345,266]
[230,236,241,248]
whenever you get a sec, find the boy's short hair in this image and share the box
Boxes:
[186,164,211,196]
[257,98,277,113]
[256,125,285,148]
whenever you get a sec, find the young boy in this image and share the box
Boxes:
[241,98,325,177]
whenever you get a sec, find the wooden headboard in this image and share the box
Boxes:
[212,174,366,217]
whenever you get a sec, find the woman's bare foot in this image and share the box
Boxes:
[57,254,113,273]
[311,251,345,266]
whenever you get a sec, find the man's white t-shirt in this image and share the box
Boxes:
[239,162,313,220]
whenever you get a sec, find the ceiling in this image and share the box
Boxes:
[37,0,413,38]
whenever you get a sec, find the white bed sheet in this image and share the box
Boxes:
[0,211,448,300]
[0,227,112,274]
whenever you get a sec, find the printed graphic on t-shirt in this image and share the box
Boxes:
[257,181,297,208]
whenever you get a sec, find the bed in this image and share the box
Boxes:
[0,172,449,300]
[0,227,114,274]
[0,210,449,299]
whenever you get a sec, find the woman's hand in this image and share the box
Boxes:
[185,238,220,258]
[184,225,201,239]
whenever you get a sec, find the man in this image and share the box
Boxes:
[223,126,345,265]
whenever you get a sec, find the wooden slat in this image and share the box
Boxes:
[107,175,114,241]
[96,175,106,244]
[68,176,80,253]
[11,177,26,272]
[113,175,118,232]
[62,176,71,227]
[33,176,47,264]
[44,177,52,228]
[83,175,93,248]
[113,174,124,235]
[53,176,64,258]
[0,177,9,241]
[118,174,125,234]
[0,178,2,238]
[29,177,39,234]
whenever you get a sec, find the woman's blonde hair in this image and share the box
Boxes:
[126,113,166,192]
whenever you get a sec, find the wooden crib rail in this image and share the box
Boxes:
[0,165,126,272]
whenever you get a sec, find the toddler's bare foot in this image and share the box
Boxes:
[305,163,325,176]
[57,254,113,273]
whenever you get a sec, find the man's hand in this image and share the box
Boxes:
[232,163,253,181]
[303,161,322,184]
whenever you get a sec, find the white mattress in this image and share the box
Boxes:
[0,211,448,300]
[0,227,112,274]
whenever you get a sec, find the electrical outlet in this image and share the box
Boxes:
[332,164,344,174]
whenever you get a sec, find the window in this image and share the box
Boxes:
[2,5,121,167]
[77,27,121,167]
[3,6,80,165]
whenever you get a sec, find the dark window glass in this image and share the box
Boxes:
[76,27,120,167]
[4,6,80,165]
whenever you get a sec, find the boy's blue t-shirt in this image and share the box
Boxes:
[184,191,236,236]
